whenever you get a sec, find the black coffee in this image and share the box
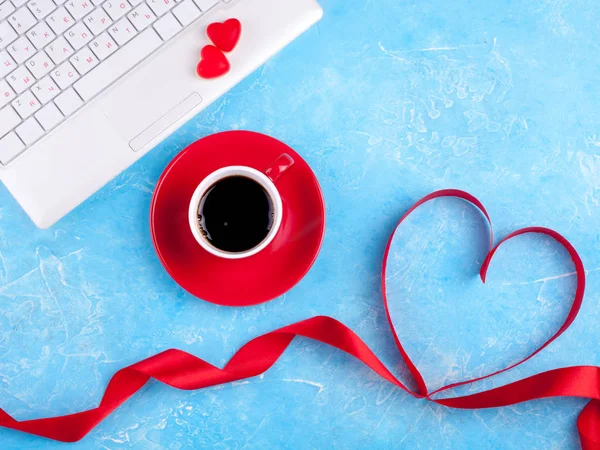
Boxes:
[197,176,274,253]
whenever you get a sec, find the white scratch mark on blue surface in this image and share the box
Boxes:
[375,383,396,406]
[281,378,324,393]
[0,265,39,294]
[586,135,600,147]
[378,42,487,55]
[367,390,398,437]
[0,249,6,282]
[394,407,428,449]
[502,267,600,286]
[240,411,276,450]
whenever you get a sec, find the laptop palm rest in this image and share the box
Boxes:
[129,92,203,152]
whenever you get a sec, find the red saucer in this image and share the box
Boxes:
[150,131,326,306]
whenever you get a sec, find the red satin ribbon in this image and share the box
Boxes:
[1,189,597,448]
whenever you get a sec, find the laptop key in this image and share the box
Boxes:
[46,7,74,35]
[0,2,16,22]
[31,75,59,103]
[0,104,21,138]
[6,35,35,63]
[26,21,55,49]
[103,0,131,21]
[54,86,82,115]
[192,0,217,12]
[0,131,25,165]
[89,31,117,59]
[127,3,155,31]
[65,0,94,20]
[51,60,80,88]
[147,0,173,17]
[35,101,63,130]
[7,65,34,93]
[172,0,199,27]
[83,7,112,35]
[0,19,18,48]
[12,89,41,118]
[15,116,44,144]
[153,11,179,40]
[0,79,16,108]
[74,27,161,101]
[8,6,37,34]
[27,0,57,20]
[108,16,136,44]
[12,0,30,8]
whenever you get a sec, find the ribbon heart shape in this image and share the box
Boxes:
[382,190,586,399]
[1,189,599,449]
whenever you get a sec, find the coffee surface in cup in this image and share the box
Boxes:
[197,176,274,253]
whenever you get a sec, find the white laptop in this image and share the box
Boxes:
[0,0,323,228]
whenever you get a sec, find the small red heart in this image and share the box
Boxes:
[207,18,242,53]
[196,45,230,79]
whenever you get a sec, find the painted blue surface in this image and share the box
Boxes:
[1,0,600,448]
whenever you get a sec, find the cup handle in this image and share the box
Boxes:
[264,154,295,183]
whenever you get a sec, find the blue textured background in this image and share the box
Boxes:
[1,0,600,448]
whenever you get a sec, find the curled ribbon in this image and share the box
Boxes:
[0,189,597,448]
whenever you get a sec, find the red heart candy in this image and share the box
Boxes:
[196,45,230,79]
[207,18,242,53]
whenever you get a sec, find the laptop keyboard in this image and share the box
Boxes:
[0,0,222,165]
